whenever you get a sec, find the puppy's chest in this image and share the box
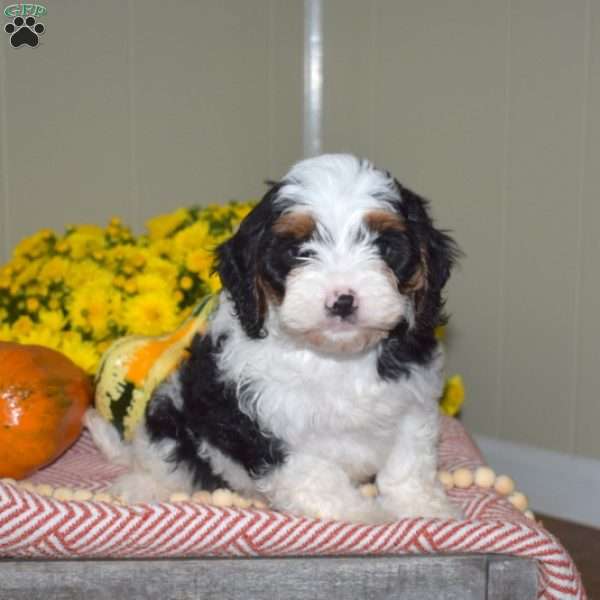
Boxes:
[246,351,405,441]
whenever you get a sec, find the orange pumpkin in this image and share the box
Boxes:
[0,342,93,479]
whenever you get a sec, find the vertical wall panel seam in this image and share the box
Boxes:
[267,0,274,178]
[0,37,9,261]
[495,0,512,438]
[128,0,140,230]
[569,0,592,455]
[367,0,377,160]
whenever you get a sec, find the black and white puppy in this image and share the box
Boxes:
[86,154,461,523]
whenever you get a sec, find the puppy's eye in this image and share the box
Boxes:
[286,246,314,260]
[377,238,394,259]
[297,248,315,259]
[376,235,409,267]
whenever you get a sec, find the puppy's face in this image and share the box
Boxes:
[270,205,411,354]
[217,155,457,355]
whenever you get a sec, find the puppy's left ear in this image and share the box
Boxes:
[397,183,461,312]
[215,185,280,338]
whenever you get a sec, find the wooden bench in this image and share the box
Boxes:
[0,554,537,599]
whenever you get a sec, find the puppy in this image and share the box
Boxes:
[86,153,461,523]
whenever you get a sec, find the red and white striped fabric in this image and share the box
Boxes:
[0,416,585,599]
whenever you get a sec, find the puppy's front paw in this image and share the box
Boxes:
[108,471,177,504]
[379,485,463,520]
[416,494,463,520]
[318,501,397,525]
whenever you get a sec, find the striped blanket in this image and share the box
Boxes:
[0,415,585,599]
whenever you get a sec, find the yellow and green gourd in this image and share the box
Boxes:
[94,294,218,440]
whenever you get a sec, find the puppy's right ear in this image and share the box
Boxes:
[215,184,281,338]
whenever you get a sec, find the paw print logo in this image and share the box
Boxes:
[4,16,45,48]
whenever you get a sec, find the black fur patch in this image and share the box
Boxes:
[215,187,275,338]
[145,387,228,491]
[145,333,287,490]
[376,183,460,380]
[215,183,317,338]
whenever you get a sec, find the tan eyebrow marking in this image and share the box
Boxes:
[364,210,406,232]
[272,212,316,238]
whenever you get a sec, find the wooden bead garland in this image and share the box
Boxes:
[474,466,496,489]
[0,478,268,510]
[451,467,474,489]
[494,474,516,496]
[437,467,533,519]
[2,466,534,520]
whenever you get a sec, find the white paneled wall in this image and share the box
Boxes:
[1,1,599,461]
[322,0,600,460]
[0,0,304,259]
[500,0,587,455]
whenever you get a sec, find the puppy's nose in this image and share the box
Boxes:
[328,294,356,318]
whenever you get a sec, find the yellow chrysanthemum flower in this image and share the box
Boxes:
[173,221,211,259]
[25,297,40,313]
[124,280,137,295]
[27,282,48,297]
[440,375,465,417]
[185,248,214,275]
[55,240,70,254]
[148,239,175,259]
[59,332,101,374]
[19,325,62,352]
[0,324,13,341]
[206,272,222,294]
[134,273,169,294]
[48,296,62,311]
[124,291,181,336]
[70,224,105,237]
[66,228,105,260]
[146,208,189,241]
[14,261,41,288]
[66,260,112,290]
[205,204,231,219]
[39,309,67,332]
[69,285,113,338]
[131,251,148,270]
[180,276,194,291]
[233,203,254,221]
[106,245,136,265]
[13,228,54,258]
[8,258,27,275]
[12,315,35,337]
[143,256,178,289]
